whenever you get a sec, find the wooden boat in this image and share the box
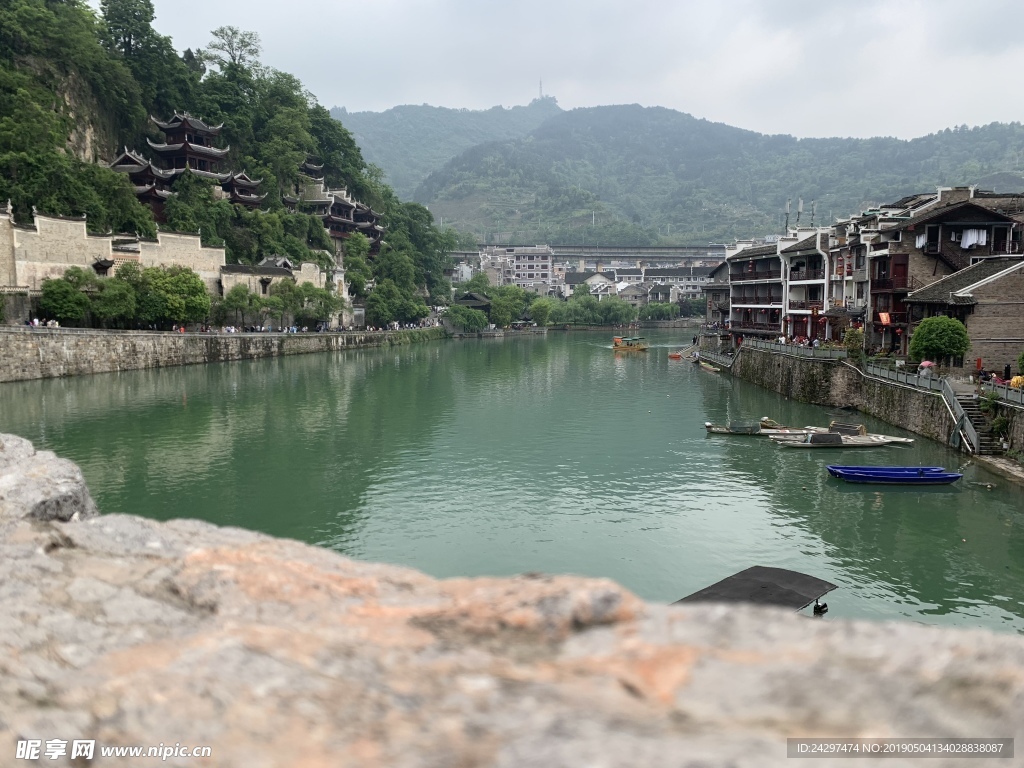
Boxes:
[826,465,962,484]
[826,465,945,474]
[674,565,836,615]
[821,421,913,444]
[612,336,649,351]
[668,351,683,360]
[699,361,719,373]
[704,420,813,436]
[773,433,896,448]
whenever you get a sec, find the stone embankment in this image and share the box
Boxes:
[732,346,959,443]
[2,432,1023,767]
[0,326,446,383]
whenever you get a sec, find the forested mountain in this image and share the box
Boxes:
[408,105,1024,246]
[330,98,562,199]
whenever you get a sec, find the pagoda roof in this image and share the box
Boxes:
[146,138,230,158]
[226,171,262,189]
[151,113,224,136]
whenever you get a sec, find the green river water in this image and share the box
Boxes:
[2,330,1023,633]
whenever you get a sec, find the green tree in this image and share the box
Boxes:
[597,297,637,325]
[201,25,262,71]
[444,304,488,332]
[528,297,555,326]
[461,272,490,294]
[136,265,210,326]
[222,283,253,324]
[908,316,970,362]
[91,278,136,327]
[39,279,90,324]
[365,278,403,327]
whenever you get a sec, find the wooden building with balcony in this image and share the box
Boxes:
[868,195,1021,354]
[726,242,784,337]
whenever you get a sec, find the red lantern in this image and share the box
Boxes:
[896,327,903,335]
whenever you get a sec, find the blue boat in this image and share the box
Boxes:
[827,466,946,474]
[826,465,962,485]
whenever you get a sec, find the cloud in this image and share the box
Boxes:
[139,0,1024,139]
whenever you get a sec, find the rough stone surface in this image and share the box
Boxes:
[1,434,1023,767]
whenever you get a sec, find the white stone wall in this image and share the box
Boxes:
[12,216,112,290]
[139,233,225,294]
[0,215,17,288]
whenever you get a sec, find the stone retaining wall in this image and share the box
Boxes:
[0,327,447,383]
[2,431,1023,767]
[733,346,957,443]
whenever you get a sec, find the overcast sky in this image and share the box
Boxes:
[141,0,1024,140]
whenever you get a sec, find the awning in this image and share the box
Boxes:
[673,566,837,611]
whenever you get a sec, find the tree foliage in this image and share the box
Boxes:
[909,316,970,362]
[444,304,488,332]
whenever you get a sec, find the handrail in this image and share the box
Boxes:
[858,362,975,453]
[981,381,1024,407]
[699,349,734,369]
[939,378,978,453]
[745,338,848,359]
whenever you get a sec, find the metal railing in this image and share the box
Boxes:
[863,362,944,392]
[940,378,979,452]
[861,361,976,452]
[699,349,734,368]
[745,338,848,359]
[981,381,1024,406]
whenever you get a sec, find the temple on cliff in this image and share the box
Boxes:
[109,113,266,221]
[283,159,385,256]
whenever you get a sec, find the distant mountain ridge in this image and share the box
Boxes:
[425,106,1024,245]
[333,101,1024,246]
[330,97,562,198]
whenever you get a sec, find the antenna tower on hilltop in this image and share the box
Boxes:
[539,79,544,99]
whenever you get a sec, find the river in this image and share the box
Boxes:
[2,329,1023,633]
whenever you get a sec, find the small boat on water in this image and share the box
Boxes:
[826,465,962,484]
[705,419,813,436]
[773,433,896,448]
[674,565,836,615]
[699,361,719,373]
[612,336,649,351]
[668,351,683,360]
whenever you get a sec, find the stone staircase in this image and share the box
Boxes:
[956,395,1003,455]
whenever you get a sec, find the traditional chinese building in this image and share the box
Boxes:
[283,160,384,256]
[109,113,266,221]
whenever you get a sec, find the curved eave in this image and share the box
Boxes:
[146,138,230,158]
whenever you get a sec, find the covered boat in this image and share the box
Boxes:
[705,419,813,436]
[674,565,836,615]
[826,465,962,484]
[612,336,649,351]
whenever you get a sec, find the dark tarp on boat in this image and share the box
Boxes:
[727,422,762,434]
[673,566,838,611]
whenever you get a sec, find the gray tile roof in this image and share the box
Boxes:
[781,234,819,254]
[729,243,778,260]
[905,257,1024,304]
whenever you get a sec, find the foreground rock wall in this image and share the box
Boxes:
[2,432,1023,767]
[734,347,958,442]
[0,327,446,383]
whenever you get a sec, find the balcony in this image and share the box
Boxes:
[732,297,783,306]
[871,275,922,292]
[730,270,782,283]
[872,311,908,325]
[730,321,781,332]
[788,300,824,311]
[789,269,825,281]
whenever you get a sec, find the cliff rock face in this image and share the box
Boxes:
[1,432,1022,767]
